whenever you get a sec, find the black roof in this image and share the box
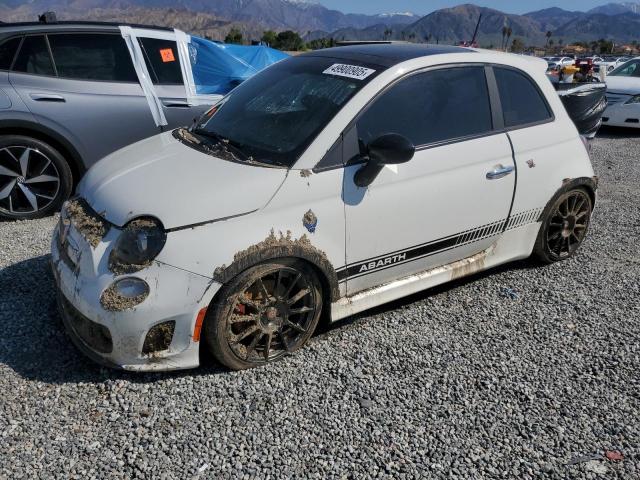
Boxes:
[0,21,173,32]
[302,44,471,68]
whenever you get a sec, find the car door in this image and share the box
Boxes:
[342,65,516,295]
[9,32,161,167]
[137,36,211,128]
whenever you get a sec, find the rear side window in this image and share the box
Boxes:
[138,38,183,85]
[357,66,493,147]
[48,33,137,82]
[494,67,552,128]
[12,35,55,76]
[0,37,22,70]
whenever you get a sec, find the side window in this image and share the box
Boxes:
[494,67,552,128]
[0,37,22,70]
[12,35,55,76]
[138,38,183,85]
[48,33,138,82]
[356,66,493,148]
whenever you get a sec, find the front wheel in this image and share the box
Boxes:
[203,259,323,370]
[533,188,592,263]
[0,135,73,220]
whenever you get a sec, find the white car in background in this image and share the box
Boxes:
[546,56,574,70]
[603,57,640,128]
[594,56,630,74]
[51,45,597,372]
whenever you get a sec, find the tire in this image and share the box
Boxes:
[0,135,73,220]
[203,259,323,370]
[532,188,592,264]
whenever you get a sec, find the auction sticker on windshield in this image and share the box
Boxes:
[323,63,376,80]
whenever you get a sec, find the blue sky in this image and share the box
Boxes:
[315,1,625,15]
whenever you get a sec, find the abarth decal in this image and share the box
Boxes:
[337,212,542,282]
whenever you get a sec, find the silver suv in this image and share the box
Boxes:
[0,21,213,220]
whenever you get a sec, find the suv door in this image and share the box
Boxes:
[9,32,160,167]
[137,36,210,127]
[341,65,516,295]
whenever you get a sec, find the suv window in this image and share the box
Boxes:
[0,37,22,70]
[138,38,183,85]
[12,35,55,76]
[494,67,552,128]
[356,66,493,148]
[48,33,137,82]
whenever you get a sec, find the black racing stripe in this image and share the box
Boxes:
[337,235,462,282]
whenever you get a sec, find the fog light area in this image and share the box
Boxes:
[100,277,150,312]
[142,321,176,355]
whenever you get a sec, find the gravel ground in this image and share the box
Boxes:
[1,128,639,479]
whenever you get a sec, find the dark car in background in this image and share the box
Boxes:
[0,21,217,220]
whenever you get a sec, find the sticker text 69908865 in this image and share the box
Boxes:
[323,63,376,80]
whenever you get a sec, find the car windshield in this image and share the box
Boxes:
[609,59,640,77]
[193,56,380,167]
[550,57,561,61]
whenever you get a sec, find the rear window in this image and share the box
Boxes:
[0,37,21,70]
[494,67,552,128]
[12,35,55,76]
[138,38,183,85]
[48,33,137,82]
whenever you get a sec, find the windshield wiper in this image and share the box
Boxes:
[191,128,251,163]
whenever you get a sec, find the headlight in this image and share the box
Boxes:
[625,95,640,104]
[109,217,166,274]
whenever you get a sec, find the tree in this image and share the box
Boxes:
[273,30,305,51]
[424,33,432,43]
[511,37,526,53]
[306,37,336,50]
[549,39,555,47]
[383,28,393,40]
[261,30,277,47]
[225,27,243,44]
[545,30,552,47]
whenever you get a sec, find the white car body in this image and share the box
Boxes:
[51,45,596,371]
[603,57,640,128]
[547,56,574,70]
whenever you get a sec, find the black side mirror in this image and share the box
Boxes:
[354,133,415,187]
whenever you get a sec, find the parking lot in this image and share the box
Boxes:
[0,128,639,478]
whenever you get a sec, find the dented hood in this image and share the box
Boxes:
[78,131,287,229]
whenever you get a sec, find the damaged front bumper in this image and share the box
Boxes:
[51,222,221,372]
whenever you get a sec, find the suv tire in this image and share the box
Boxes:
[0,135,73,220]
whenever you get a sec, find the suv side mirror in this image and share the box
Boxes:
[354,133,415,187]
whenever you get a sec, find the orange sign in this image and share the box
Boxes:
[160,48,175,63]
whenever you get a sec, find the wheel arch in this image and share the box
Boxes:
[0,120,85,184]
[537,176,598,223]
[212,246,341,304]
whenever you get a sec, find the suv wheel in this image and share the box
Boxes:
[204,259,323,370]
[0,135,72,220]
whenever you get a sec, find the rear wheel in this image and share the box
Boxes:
[204,259,323,370]
[533,188,592,263]
[0,135,73,220]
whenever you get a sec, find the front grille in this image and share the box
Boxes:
[60,295,113,354]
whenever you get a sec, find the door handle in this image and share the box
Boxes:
[486,164,515,180]
[30,93,65,102]
[162,99,190,108]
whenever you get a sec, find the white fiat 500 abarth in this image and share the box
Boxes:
[51,44,597,371]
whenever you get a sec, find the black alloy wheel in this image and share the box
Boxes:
[205,260,323,370]
[534,188,592,263]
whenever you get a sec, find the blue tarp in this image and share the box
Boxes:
[188,37,289,95]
